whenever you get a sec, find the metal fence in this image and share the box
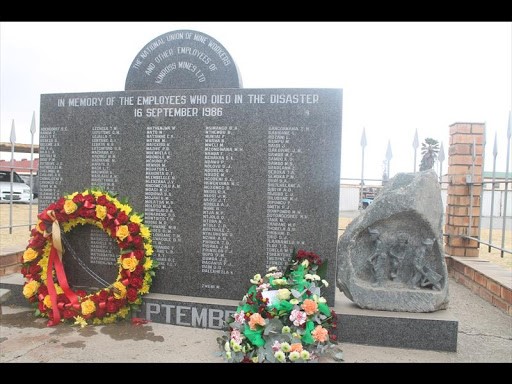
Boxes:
[2,113,511,257]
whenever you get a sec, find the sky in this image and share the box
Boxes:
[1,21,511,182]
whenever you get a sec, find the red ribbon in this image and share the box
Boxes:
[45,212,80,327]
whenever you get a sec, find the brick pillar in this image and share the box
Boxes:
[444,123,485,257]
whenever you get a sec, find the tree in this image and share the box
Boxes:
[419,138,440,171]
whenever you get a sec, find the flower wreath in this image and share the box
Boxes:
[217,249,338,363]
[21,188,157,327]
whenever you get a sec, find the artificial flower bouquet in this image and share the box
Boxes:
[217,249,338,363]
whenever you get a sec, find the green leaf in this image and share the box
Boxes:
[243,325,265,347]
[316,259,328,279]
[302,320,315,345]
[318,302,331,317]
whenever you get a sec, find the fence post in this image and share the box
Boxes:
[444,122,485,257]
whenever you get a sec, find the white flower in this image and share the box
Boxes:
[301,350,311,360]
[277,288,291,300]
[234,311,245,324]
[321,279,329,287]
[274,350,286,363]
[224,341,231,352]
[250,274,262,284]
[267,266,278,272]
[301,259,309,268]
[256,283,271,291]
[289,351,301,362]
[289,309,307,326]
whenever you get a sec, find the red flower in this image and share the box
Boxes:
[76,289,88,298]
[128,222,140,234]
[29,233,46,249]
[95,308,106,319]
[83,194,95,204]
[132,236,143,249]
[129,276,143,289]
[116,211,129,224]
[106,301,118,313]
[106,203,117,216]
[126,287,138,302]
[133,250,145,260]
[72,193,85,204]
[133,265,144,276]
[97,195,108,205]
[63,309,76,319]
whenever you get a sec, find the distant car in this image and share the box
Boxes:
[18,173,39,198]
[0,170,32,203]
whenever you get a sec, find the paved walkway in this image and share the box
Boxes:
[1,276,510,363]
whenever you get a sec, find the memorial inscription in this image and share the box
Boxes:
[125,30,242,90]
[39,88,341,304]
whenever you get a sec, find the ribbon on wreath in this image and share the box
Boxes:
[45,210,80,326]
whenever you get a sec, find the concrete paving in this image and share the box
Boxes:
[1,276,510,363]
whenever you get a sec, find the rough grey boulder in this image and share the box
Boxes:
[337,170,449,312]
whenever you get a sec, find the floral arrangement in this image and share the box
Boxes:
[217,249,338,363]
[21,188,157,327]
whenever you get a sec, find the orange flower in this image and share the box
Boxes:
[301,299,318,315]
[312,325,329,342]
[248,313,266,330]
[290,343,303,352]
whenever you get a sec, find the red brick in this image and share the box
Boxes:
[450,123,471,134]
[452,216,469,226]
[470,124,485,134]
[492,296,508,312]
[501,287,512,304]
[464,266,475,280]
[447,165,471,177]
[465,248,480,257]
[452,260,466,274]
[448,237,466,247]
[474,271,487,287]
[487,280,501,296]
[449,155,476,166]
[478,286,493,303]
[452,134,479,145]
[445,246,466,257]
[449,143,472,155]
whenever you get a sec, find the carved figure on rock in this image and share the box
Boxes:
[388,232,408,281]
[367,228,387,286]
[409,238,442,290]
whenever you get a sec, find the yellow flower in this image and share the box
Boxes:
[113,282,127,299]
[251,357,258,363]
[102,315,116,324]
[67,192,79,199]
[74,316,88,328]
[23,248,39,262]
[280,342,291,353]
[122,256,138,272]
[277,288,291,300]
[120,204,132,215]
[95,205,107,220]
[92,318,103,325]
[118,306,129,318]
[81,299,96,315]
[143,258,153,271]
[116,225,130,241]
[300,350,311,360]
[144,243,154,256]
[43,295,52,308]
[140,283,150,295]
[282,326,291,334]
[63,200,78,214]
[140,225,151,239]
[55,285,64,295]
[23,280,40,298]
[130,214,143,224]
